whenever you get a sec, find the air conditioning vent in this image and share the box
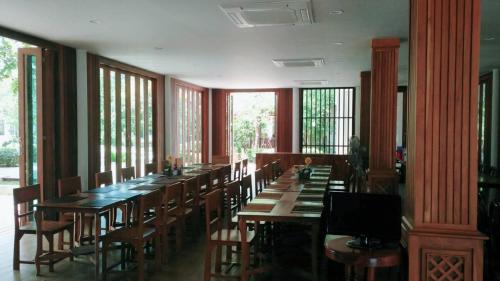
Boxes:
[220,0,314,28]
[295,80,329,86]
[272,58,325,68]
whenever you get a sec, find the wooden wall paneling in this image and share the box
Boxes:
[406,0,486,280]
[115,71,122,178]
[125,74,132,168]
[276,88,293,152]
[367,38,400,191]
[360,71,371,150]
[103,67,111,172]
[154,76,165,173]
[212,89,228,156]
[135,76,141,176]
[56,46,78,179]
[87,53,100,188]
[41,49,56,201]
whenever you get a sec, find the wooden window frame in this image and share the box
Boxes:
[299,87,356,155]
[87,55,165,187]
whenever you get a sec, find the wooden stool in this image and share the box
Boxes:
[324,235,400,281]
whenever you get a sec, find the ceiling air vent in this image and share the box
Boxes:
[220,0,314,28]
[272,58,325,68]
[295,80,329,86]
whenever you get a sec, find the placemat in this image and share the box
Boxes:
[85,187,114,193]
[243,204,275,212]
[291,204,323,214]
[103,191,142,199]
[45,195,87,204]
[78,199,121,207]
[296,195,323,202]
[300,189,325,195]
[152,178,182,184]
[256,192,284,200]
[130,184,163,191]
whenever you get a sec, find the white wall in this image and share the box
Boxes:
[76,49,88,190]
[164,76,173,158]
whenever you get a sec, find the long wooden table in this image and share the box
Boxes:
[33,171,207,279]
[238,165,331,281]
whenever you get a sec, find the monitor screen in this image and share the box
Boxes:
[326,192,401,243]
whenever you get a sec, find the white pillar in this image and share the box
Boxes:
[76,49,89,190]
[164,76,173,157]
[292,87,300,153]
[491,69,500,167]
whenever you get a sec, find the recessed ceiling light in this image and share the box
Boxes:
[89,19,102,24]
[154,47,164,50]
[329,10,344,15]
[333,42,344,46]
[484,36,496,41]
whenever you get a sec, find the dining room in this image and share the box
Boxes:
[0,0,499,281]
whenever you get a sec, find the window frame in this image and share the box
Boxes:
[299,87,356,155]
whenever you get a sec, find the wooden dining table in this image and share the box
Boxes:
[238,165,331,281]
[33,173,198,279]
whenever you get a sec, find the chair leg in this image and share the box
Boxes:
[215,244,222,273]
[136,243,145,281]
[154,236,161,271]
[102,240,108,281]
[204,243,213,281]
[58,221,65,249]
[48,234,54,272]
[120,242,126,270]
[69,227,74,261]
[162,228,168,264]
[226,244,232,264]
[175,221,182,252]
[13,233,20,270]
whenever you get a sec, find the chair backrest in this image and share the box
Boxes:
[13,184,39,230]
[95,171,113,187]
[204,189,223,241]
[121,167,136,182]
[145,163,156,175]
[233,161,241,181]
[240,174,253,205]
[212,155,230,164]
[225,181,241,221]
[197,171,210,195]
[262,163,273,186]
[183,176,199,209]
[134,189,163,236]
[209,169,219,191]
[220,164,231,185]
[58,176,82,197]
[330,160,353,182]
[242,159,248,176]
[271,160,282,179]
[164,183,184,220]
[254,169,264,195]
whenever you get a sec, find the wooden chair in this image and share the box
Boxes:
[121,167,136,182]
[233,161,242,181]
[271,160,282,180]
[241,159,248,176]
[240,174,253,206]
[220,164,232,186]
[203,189,256,281]
[329,161,352,192]
[95,171,113,187]
[102,190,163,281]
[95,171,127,227]
[162,183,184,258]
[209,169,219,191]
[212,155,230,164]
[262,164,273,186]
[182,176,201,234]
[254,169,265,196]
[57,176,96,248]
[13,185,74,271]
[145,163,157,175]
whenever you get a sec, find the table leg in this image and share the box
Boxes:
[311,223,319,281]
[95,213,101,278]
[239,218,249,281]
[367,268,376,281]
[35,209,43,275]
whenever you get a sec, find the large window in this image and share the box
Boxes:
[172,80,205,165]
[99,66,154,180]
[478,73,492,170]
[300,88,355,154]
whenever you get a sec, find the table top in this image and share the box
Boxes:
[237,165,331,223]
[35,173,196,212]
[324,235,400,268]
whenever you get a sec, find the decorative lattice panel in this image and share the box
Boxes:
[426,254,465,281]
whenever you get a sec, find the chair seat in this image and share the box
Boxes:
[104,226,157,242]
[19,220,73,234]
[211,229,256,243]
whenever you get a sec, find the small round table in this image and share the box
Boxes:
[324,235,400,281]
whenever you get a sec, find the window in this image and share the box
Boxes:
[172,80,205,165]
[0,120,4,135]
[99,66,154,179]
[478,73,492,170]
[300,88,355,154]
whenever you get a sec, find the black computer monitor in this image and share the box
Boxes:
[326,192,401,247]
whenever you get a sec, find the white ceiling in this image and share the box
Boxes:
[0,0,497,88]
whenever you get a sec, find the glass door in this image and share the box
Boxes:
[17,48,42,188]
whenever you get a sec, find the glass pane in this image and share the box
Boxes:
[25,55,37,185]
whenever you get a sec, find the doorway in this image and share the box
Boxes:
[228,91,276,172]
